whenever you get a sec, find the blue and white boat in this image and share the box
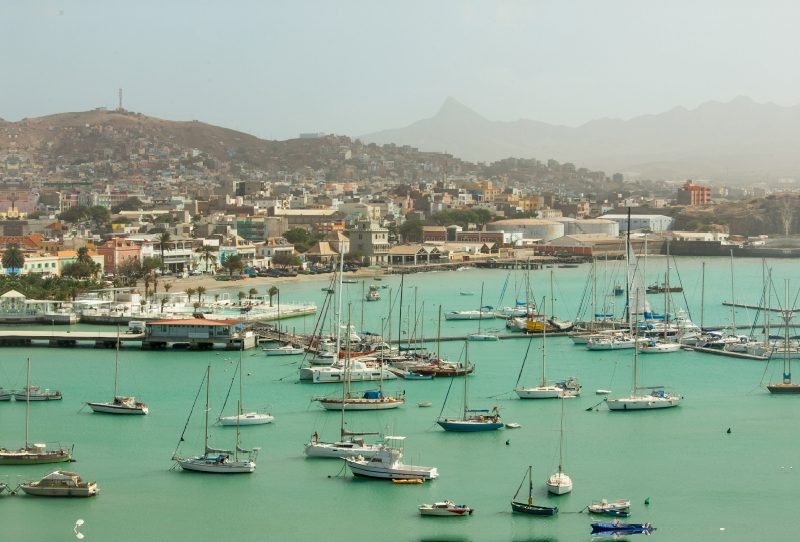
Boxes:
[436,341,503,432]
[591,520,655,535]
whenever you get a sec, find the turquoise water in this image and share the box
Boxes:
[1,257,798,541]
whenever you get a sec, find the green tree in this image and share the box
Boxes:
[2,245,25,275]
[284,228,311,245]
[60,262,94,279]
[111,197,143,213]
[76,246,94,265]
[473,208,493,225]
[185,288,197,302]
[156,231,172,275]
[196,286,206,303]
[163,282,172,293]
[271,253,296,269]
[399,220,424,242]
[88,205,111,226]
[237,291,247,304]
[344,250,363,263]
[267,286,279,307]
[222,255,244,277]
[59,205,90,224]
[196,245,217,273]
[248,287,258,299]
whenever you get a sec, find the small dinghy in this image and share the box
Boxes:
[392,478,423,484]
[460,292,474,296]
[404,372,434,380]
[418,402,433,407]
[596,389,611,395]
[588,499,631,514]
[505,423,521,428]
[419,501,473,516]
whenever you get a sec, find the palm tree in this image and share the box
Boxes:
[196,245,217,273]
[193,301,201,310]
[185,288,197,302]
[248,287,258,300]
[268,286,279,307]
[237,291,247,305]
[152,276,159,294]
[143,275,152,298]
[76,246,93,265]
[156,231,172,275]
[163,282,172,293]
[222,255,244,277]
[160,297,168,313]
[214,293,220,303]
[2,246,26,275]
[196,286,206,303]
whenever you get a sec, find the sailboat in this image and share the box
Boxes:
[0,358,72,465]
[606,292,683,411]
[219,348,274,425]
[469,283,498,341]
[515,297,580,399]
[313,305,405,410]
[545,396,572,494]
[436,341,503,431]
[766,279,800,394]
[511,466,558,515]
[172,364,259,473]
[305,327,383,458]
[87,327,148,414]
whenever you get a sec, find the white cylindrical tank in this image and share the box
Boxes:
[487,219,565,242]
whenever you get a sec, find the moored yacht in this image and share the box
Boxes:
[344,436,438,480]
[14,386,61,401]
[19,471,98,497]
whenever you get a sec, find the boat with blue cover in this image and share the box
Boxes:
[591,520,655,535]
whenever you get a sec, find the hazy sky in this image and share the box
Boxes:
[3,1,800,140]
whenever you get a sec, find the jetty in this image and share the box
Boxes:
[722,302,785,314]
[681,345,768,361]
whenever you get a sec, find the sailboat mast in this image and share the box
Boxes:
[558,395,564,473]
[388,289,393,354]
[700,261,705,329]
[528,465,533,504]
[592,257,597,331]
[464,339,469,419]
[625,207,631,325]
[478,283,484,335]
[767,269,772,347]
[25,357,30,448]
[239,345,243,415]
[784,279,790,383]
[437,305,442,361]
[114,325,120,398]
[361,282,365,332]
[204,364,210,458]
[542,297,547,387]
[633,293,639,392]
[335,243,345,357]
[550,270,554,319]
[340,305,351,437]
[397,274,404,352]
[346,304,352,399]
[730,249,736,333]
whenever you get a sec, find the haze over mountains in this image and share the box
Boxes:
[361,96,800,183]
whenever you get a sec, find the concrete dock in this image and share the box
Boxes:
[0,330,256,350]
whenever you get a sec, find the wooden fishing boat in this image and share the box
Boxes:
[511,466,558,515]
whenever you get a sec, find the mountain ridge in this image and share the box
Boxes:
[360,96,800,181]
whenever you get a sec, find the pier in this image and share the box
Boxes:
[0,329,256,350]
[681,345,767,361]
[722,302,786,314]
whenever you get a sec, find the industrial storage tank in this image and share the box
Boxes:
[487,219,565,242]
[553,218,619,237]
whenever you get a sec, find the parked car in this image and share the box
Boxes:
[486,258,498,263]
[189,270,202,276]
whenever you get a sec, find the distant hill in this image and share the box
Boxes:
[0,110,330,172]
[360,96,800,182]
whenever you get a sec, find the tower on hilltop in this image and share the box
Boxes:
[118,88,124,112]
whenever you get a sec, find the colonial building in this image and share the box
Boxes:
[348,217,390,265]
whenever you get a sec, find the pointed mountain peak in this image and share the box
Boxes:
[435,97,486,121]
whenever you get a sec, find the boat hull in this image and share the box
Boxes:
[263,347,304,356]
[436,420,503,432]
[304,442,380,458]
[345,459,438,480]
[606,396,682,410]
[13,394,62,401]
[19,485,98,497]
[516,387,579,399]
[639,343,682,354]
[767,383,800,394]
[468,334,499,341]
[445,312,494,320]
[511,501,558,515]
[310,369,397,383]
[219,412,274,425]
[87,402,148,415]
[419,506,473,516]
[0,451,72,465]
[318,399,404,411]
[175,457,255,473]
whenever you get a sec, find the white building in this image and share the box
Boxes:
[600,214,675,232]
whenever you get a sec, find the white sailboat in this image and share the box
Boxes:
[172,364,259,473]
[469,283,498,341]
[87,327,148,415]
[219,348,273,425]
[516,297,580,399]
[606,293,683,411]
[766,279,800,394]
[0,358,72,465]
[545,396,572,494]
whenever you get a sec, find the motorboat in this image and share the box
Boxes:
[18,471,98,497]
[588,499,631,514]
[0,387,12,401]
[639,340,682,354]
[444,310,494,320]
[418,501,473,516]
[591,521,655,535]
[511,466,558,515]
[468,333,499,341]
[344,436,438,480]
[459,292,474,296]
[505,423,521,428]
[418,402,432,407]
[402,372,434,380]
[88,396,148,415]
[14,386,61,401]
[263,345,304,356]
[366,290,381,302]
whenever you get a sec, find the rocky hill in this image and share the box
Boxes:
[672,192,800,237]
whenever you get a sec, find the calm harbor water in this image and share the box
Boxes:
[2,257,799,541]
